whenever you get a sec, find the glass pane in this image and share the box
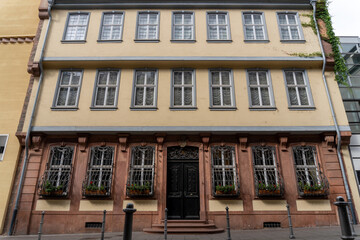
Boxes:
[347,112,360,122]
[244,14,252,24]
[245,27,254,40]
[281,27,290,40]
[184,26,192,39]
[146,72,155,84]
[339,88,353,99]
[295,72,305,84]
[184,87,192,105]
[149,14,158,24]
[290,26,300,40]
[251,88,260,106]
[298,88,309,105]
[209,26,218,39]
[289,88,298,105]
[218,14,226,24]
[101,26,111,39]
[174,87,182,105]
[145,87,154,105]
[174,14,182,24]
[78,15,88,25]
[67,87,78,106]
[222,87,231,106]
[350,77,360,86]
[212,72,220,85]
[174,26,183,39]
[57,88,68,106]
[96,87,106,106]
[136,72,145,84]
[65,26,76,40]
[148,26,157,39]
[98,72,108,85]
[212,88,221,106]
[106,87,116,105]
[248,72,257,85]
[261,88,270,106]
[138,14,148,24]
[278,14,286,24]
[184,14,192,24]
[285,72,294,85]
[103,14,113,25]
[219,26,228,40]
[253,14,262,24]
[111,26,121,39]
[184,72,192,84]
[113,14,122,24]
[75,26,86,40]
[258,72,267,85]
[287,14,296,24]
[135,87,144,105]
[255,26,264,39]
[221,72,230,85]
[208,14,217,24]
[174,72,182,85]
[109,72,118,85]
[61,72,71,85]
[353,88,360,99]
[344,101,360,111]
[138,26,147,39]
[68,15,78,25]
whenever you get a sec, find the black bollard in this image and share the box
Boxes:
[123,203,137,240]
[334,196,355,240]
[225,206,231,240]
[37,211,45,240]
[286,204,295,239]
[101,210,106,240]
[164,208,168,240]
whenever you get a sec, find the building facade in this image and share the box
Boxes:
[7,0,360,235]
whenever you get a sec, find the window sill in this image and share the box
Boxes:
[280,40,306,43]
[170,39,196,43]
[207,39,232,43]
[97,39,123,43]
[244,39,270,43]
[130,107,158,111]
[288,106,316,111]
[249,107,277,111]
[209,107,237,111]
[61,40,86,44]
[90,107,118,111]
[169,107,198,111]
[134,39,160,43]
[51,107,79,111]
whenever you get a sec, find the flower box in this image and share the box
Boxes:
[258,189,281,196]
[303,189,326,195]
[40,189,64,196]
[128,189,150,196]
[84,189,108,197]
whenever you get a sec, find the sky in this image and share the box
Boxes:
[328,0,360,37]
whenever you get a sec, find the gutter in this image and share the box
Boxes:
[8,0,54,235]
[310,0,357,225]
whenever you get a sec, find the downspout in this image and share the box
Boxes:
[8,0,54,235]
[310,0,357,224]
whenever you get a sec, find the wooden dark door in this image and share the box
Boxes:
[166,146,200,219]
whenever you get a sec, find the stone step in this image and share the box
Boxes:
[143,227,224,234]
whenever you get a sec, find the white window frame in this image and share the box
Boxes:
[283,70,314,108]
[171,11,195,41]
[52,70,83,109]
[98,12,124,41]
[209,69,236,109]
[131,69,158,109]
[242,12,268,41]
[135,11,160,41]
[277,12,304,41]
[91,70,121,109]
[252,146,279,186]
[170,69,196,109]
[246,70,275,109]
[293,146,320,186]
[62,12,90,42]
[206,12,231,41]
[0,135,9,161]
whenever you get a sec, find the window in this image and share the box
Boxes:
[0,135,8,161]
[247,70,275,108]
[171,70,196,108]
[277,13,303,41]
[172,12,195,41]
[132,70,158,108]
[99,12,124,41]
[284,70,313,108]
[207,12,231,41]
[209,70,235,108]
[211,146,239,196]
[39,146,74,196]
[84,146,114,196]
[92,70,120,108]
[63,13,89,41]
[242,12,267,41]
[136,12,159,40]
[127,146,155,196]
[53,70,83,108]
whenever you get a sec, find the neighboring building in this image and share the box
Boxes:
[0,0,41,234]
[7,0,360,235]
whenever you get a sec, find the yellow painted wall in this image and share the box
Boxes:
[208,200,243,211]
[296,200,332,211]
[0,0,40,233]
[123,200,158,211]
[35,200,71,211]
[79,200,113,211]
[252,200,287,211]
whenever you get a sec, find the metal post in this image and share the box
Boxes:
[334,196,355,240]
[225,206,231,240]
[164,208,168,240]
[37,211,45,240]
[286,204,295,239]
[123,203,137,240]
[101,210,106,240]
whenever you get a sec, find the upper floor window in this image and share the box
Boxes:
[277,13,303,41]
[172,12,195,41]
[171,70,196,108]
[63,13,90,41]
[53,70,83,109]
[132,70,158,109]
[207,12,231,41]
[0,135,9,161]
[242,12,267,41]
[83,146,114,197]
[209,70,235,109]
[247,70,275,108]
[92,70,120,109]
[136,12,159,41]
[284,70,314,108]
[99,12,124,41]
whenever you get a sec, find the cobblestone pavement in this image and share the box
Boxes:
[1,225,360,240]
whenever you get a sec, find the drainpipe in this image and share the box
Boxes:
[310,0,357,224]
[8,0,54,235]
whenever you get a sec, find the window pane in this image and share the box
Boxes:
[209,26,218,39]
[96,88,106,106]
[261,88,270,105]
[253,14,262,24]
[101,26,111,39]
[281,27,290,40]
[109,72,118,84]
[145,87,154,105]
[255,27,264,39]
[113,14,122,24]
[212,88,221,105]
[174,72,182,85]
[174,14,182,24]
[61,72,71,85]
[184,72,192,84]
[68,15,78,25]
[285,72,294,85]
[148,26,157,39]
[147,72,155,84]
[222,88,231,106]
[208,14,217,24]
[135,87,144,105]
[103,14,113,25]
[138,14,148,24]
[184,26,192,39]
[174,26,182,39]
[106,87,116,105]
[184,14,192,24]
[174,87,182,105]
[278,14,286,24]
[57,88,68,106]
[212,72,220,85]
[258,72,267,85]
[221,72,230,85]
[71,72,80,85]
[295,72,304,84]
[138,26,147,39]
[98,72,108,85]
[298,88,309,105]
[245,27,254,40]
[251,88,260,106]
[219,26,228,39]
[218,14,226,24]
[290,27,300,40]
[67,87,78,105]
[184,87,192,105]
[244,14,252,24]
[248,72,257,85]
[287,14,296,24]
[289,88,298,105]
[136,72,145,84]
[149,14,158,24]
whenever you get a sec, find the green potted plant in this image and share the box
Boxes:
[258,181,280,196]
[299,182,325,195]
[215,184,236,195]
[126,182,151,196]
[41,180,64,196]
[84,181,106,196]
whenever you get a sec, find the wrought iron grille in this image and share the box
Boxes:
[211,146,240,197]
[252,146,284,197]
[38,146,74,197]
[82,146,114,197]
[167,146,199,160]
[293,146,329,197]
[127,146,155,197]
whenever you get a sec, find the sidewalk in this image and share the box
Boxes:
[1,225,360,240]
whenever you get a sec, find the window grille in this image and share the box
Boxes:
[284,70,312,107]
[93,70,120,107]
[211,146,239,196]
[207,13,230,40]
[133,70,157,107]
[83,146,114,197]
[243,13,266,40]
[38,146,74,197]
[293,146,329,197]
[100,12,124,40]
[127,146,155,197]
[247,70,274,107]
[277,13,302,40]
[210,70,234,107]
[54,71,82,108]
[64,13,89,41]
[252,146,284,197]
[172,12,194,40]
[136,12,159,40]
[172,70,195,107]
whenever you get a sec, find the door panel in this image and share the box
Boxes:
[167,163,183,219]
[183,163,200,219]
